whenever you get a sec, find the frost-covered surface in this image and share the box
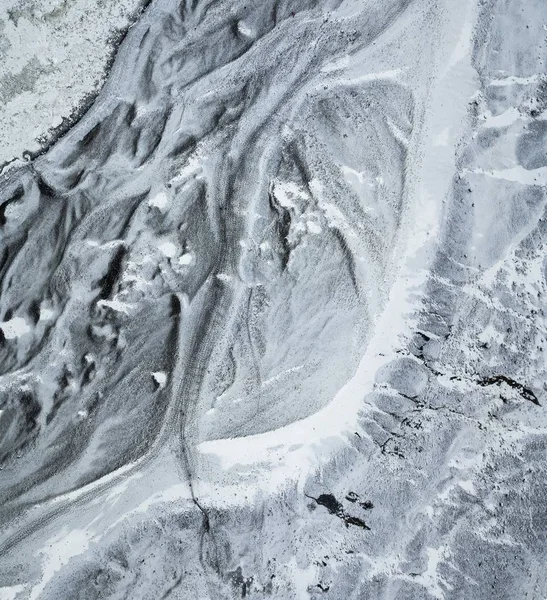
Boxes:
[0,0,148,172]
[1,0,547,598]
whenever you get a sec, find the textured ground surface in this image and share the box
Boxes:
[0,0,148,172]
[0,0,546,598]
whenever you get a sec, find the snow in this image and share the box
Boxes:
[0,317,31,339]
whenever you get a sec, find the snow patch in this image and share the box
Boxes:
[0,317,31,339]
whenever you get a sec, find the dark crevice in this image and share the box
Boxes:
[0,184,24,226]
[37,175,57,198]
[98,245,126,300]
[331,227,359,292]
[268,187,292,270]
[160,575,184,600]
[305,493,371,530]
[478,375,540,406]
[345,491,373,510]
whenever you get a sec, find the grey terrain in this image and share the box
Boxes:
[0,0,546,598]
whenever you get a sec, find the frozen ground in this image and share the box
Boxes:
[0,0,546,598]
[0,0,148,173]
